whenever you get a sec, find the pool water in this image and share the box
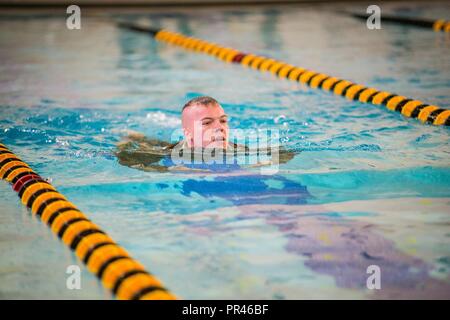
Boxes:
[1,2,449,299]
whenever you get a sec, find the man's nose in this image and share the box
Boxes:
[213,120,225,132]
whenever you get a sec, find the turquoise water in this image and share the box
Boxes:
[1,2,450,299]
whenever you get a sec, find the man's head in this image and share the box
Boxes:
[181,96,229,149]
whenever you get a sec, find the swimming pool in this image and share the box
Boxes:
[1,2,449,299]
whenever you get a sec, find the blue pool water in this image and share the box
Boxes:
[1,2,450,299]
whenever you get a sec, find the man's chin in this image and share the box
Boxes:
[204,141,228,150]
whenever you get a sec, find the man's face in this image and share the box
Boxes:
[182,103,229,149]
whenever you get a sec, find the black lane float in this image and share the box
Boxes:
[349,13,450,32]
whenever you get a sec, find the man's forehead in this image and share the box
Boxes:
[183,103,225,116]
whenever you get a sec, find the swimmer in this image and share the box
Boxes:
[116,96,296,172]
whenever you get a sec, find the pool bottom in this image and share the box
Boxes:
[1,174,449,300]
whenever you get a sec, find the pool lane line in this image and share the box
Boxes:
[0,144,177,300]
[348,13,450,32]
[117,22,450,127]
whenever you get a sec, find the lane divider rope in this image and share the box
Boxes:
[0,143,177,300]
[118,22,450,127]
[349,13,450,32]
